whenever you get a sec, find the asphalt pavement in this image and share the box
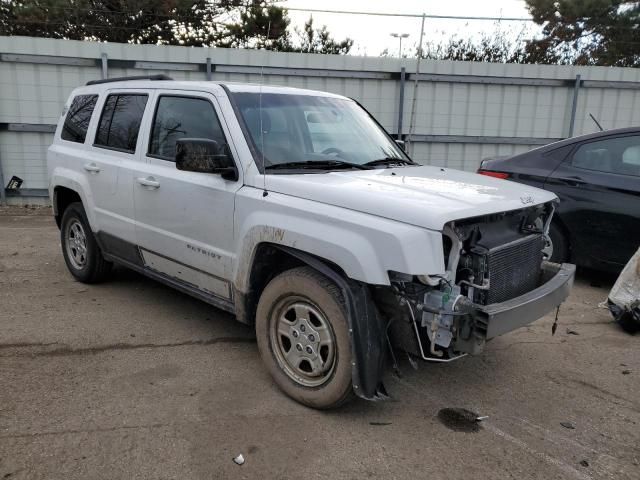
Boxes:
[1,211,638,479]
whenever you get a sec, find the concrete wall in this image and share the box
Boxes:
[2,35,640,200]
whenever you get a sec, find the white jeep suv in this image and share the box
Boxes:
[48,75,575,408]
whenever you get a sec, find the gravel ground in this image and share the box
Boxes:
[0,213,638,480]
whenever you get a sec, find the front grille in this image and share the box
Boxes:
[486,234,544,304]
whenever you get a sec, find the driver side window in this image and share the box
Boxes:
[149,96,226,161]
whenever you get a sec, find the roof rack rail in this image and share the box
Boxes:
[85,74,173,86]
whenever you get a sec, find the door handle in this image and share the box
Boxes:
[136,176,160,189]
[83,163,101,173]
[558,176,585,187]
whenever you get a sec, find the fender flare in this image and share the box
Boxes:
[274,245,388,401]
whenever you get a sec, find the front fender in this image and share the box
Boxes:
[233,189,445,293]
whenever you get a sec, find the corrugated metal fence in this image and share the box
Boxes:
[2,35,640,203]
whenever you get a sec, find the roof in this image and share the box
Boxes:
[76,77,346,99]
[540,126,640,152]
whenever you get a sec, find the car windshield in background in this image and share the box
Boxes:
[232,92,412,171]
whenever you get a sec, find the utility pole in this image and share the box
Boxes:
[406,13,425,156]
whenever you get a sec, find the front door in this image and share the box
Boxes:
[545,133,640,269]
[133,91,241,301]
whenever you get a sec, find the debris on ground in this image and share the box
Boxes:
[622,370,631,375]
[607,248,640,334]
[551,306,561,335]
[566,328,580,335]
[475,416,489,422]
[560,421,576,430]
[437,408,483,433]
[369,422,392,426]
[579,460,590,467]
[233,454,245,466]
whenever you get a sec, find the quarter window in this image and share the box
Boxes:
[61,94,98,143]
[149,96,227,160]
[572,135,640,176]
[95,94,148,153]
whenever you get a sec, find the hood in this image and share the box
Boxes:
[263,165,557,231]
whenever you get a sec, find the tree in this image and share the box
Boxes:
[220,8,353,54]
[0,0,223,45]
[217,0,292,50]
[525,0,640,66]
[421,29,531,63]
[293,16,353,54]
[398,1,639,66]
[0,0,353,54]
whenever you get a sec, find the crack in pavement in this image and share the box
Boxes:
[0,336,256,358]
[0,422,172,440]
[546,371,640,414]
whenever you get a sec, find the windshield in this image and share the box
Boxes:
[231,92,410,171]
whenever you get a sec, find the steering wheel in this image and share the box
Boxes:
[322,147,345,157]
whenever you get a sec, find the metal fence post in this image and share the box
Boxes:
[0,150,6,206]
[206,57,212,80]
[568,74,581,138]
[397,67,406,139]
[101,52,108,79]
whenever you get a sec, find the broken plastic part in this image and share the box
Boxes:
[609,247,640,306]
[608,247,640,334]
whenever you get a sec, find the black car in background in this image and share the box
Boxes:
[478,127,640,273]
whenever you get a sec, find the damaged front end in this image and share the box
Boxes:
[377,202,575,361]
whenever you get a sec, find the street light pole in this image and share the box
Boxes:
[390,32,410,57]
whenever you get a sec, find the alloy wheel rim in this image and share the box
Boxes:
[270,297,336,387]
[65,220,88,269]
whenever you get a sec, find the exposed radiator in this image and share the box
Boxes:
[486,234,544,304]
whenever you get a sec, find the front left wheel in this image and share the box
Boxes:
[256,267,354,409]
[60,202,112,283]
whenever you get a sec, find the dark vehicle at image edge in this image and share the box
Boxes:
[478,127,640,273]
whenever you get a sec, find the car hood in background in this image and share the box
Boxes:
[263,165,557,231]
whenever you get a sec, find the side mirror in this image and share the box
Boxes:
[175,138,237,180]
[395,139,406,151]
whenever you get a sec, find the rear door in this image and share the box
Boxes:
[132,90,242,301]
[545,134,640,268]
[87,91,150,246]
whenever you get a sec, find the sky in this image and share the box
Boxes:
[280,0,537,56]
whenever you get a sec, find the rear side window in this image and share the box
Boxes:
[148,96,226,160]
[572,135,640,176]
[61,94,98,143]
[95,94,148,153]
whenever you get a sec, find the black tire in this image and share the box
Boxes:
[617,314,640,335]
[256,266,354,409]
[548,222,570,264]
[60,202,112,283]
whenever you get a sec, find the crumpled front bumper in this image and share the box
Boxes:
[454,261,575,354]
[482,261,575,339]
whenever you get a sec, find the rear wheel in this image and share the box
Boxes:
[60,202,112,283]
[256,267,354,409]
[548,222,570,264]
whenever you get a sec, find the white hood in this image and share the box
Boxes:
[263,165,557,231]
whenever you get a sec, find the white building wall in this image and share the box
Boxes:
[2,36,640,194]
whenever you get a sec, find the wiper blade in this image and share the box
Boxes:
[363,157,416,167]
[265,160,374,170]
